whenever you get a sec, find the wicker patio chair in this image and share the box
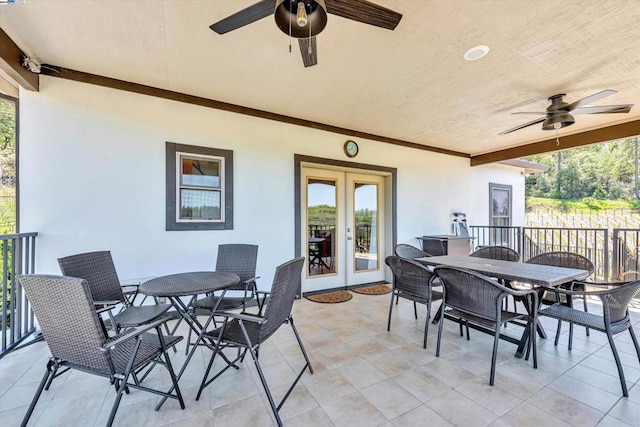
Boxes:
[394,243,430,259]
[195,257,311,427]
[538,280,640,396]
[17,275,184,427]
[58,251,171,334]
[186,244,259,353]
[385,256,441,348]
[433,266,538,386]
[527,251,595,337]
[471,246,520,311]
[470,246,520,262]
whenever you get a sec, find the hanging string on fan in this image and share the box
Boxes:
[288,0,292,53]
[555,129,560,146]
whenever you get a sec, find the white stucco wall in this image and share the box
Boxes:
[18,77,524,286]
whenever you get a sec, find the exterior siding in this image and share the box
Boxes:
[18,77,525,287]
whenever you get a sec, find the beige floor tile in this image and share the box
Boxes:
[360,379,421,420]
[564,363,632,395]
[390,404,452,427]
[501,401,572,427]
[302,369,357,404]
[339,357,388,390]
[321,391,387,427]
[596,415,632,426]
[425,389,498,427]
[283,406,335,427]
[547,374,620,413]
[394,367,451,402]
[363,350,416,377]
[455,376,523,416]
[525,387,604,426]
[607,399,640,426]
[420,358,476,388]
[212,394,274,427]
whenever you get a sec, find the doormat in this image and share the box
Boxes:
[305,290,352,303]
[351,284,392,295]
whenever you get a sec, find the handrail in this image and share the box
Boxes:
[1,232,38,358]
[470,225,639,282]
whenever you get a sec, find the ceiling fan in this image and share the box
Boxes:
[209,0,402,67]
[498,90,633,135]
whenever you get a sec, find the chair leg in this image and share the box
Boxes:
[465,320,470,341]
[413,301,418,319]
[583,297,590,337]
[20,359,56,427]
[238,321,283,427]
[156,329,185,411]
[289,317,314,374]
[423,302,431,349]
[489,325,501,386]
[568,322,574,351]
[629,326,640,363]
[387,291,395,332]
[107,338,143,427]
[554,319,562,346]
[606,329,629,397]
[436,305,445,357]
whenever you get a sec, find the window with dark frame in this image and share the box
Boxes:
[166,142,233,231]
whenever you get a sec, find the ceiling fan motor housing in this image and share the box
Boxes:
[275,0,328,38]
[542,94,575,130]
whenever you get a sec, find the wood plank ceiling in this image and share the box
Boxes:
[0,0,638,163]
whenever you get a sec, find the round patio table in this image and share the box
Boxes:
[139,271,240,400]
[139,271,240,342]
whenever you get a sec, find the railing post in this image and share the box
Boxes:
[604,229,609,282]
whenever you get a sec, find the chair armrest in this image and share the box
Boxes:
[94,300,121,306]
[570,280,632,289]
[548,286,616,297]
[95,304,118,314]
[255,290,269,296]
[243,276,260,285]
[212,311,267,324]
[101,314,175,350]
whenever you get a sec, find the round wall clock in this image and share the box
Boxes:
[343,140,359,158]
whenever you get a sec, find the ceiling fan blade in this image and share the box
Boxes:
[572,104,633,115]
[299,37,318,67]
[325,0,402,30]
[566,89,617,111]
[498,117,546,136]
[210,0,276,34]
[511,111,547,115]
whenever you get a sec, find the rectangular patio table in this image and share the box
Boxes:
[415,255,590,357]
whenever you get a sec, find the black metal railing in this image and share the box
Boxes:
[470,225,638,282]
[613,228,640,280]
[1,232,38,358]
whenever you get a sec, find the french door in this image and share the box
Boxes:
[301,166,386,293]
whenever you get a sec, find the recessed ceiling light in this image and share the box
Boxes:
[464,45,490,61]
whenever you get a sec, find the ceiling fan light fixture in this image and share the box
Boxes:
[296,2,308,27]
[542,112,575,131]
[275,0,327,38]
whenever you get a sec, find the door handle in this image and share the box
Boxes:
[347,237,352,240]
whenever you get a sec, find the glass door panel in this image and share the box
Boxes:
[353,182,378,271]
[307,178,337,277]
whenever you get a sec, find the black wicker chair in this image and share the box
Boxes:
[186,244,259,353]
[17,275,184,427]
[394,243,430,259]
[471,246,520,311]
[433,266,538,386]
[470,246,520,262]
[527,252,595,337]
[58,251,171,334]
[538,280,640,396]
[195,257,311,427]
[385,256,441,348]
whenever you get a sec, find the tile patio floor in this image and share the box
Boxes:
[2,292,640,426]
